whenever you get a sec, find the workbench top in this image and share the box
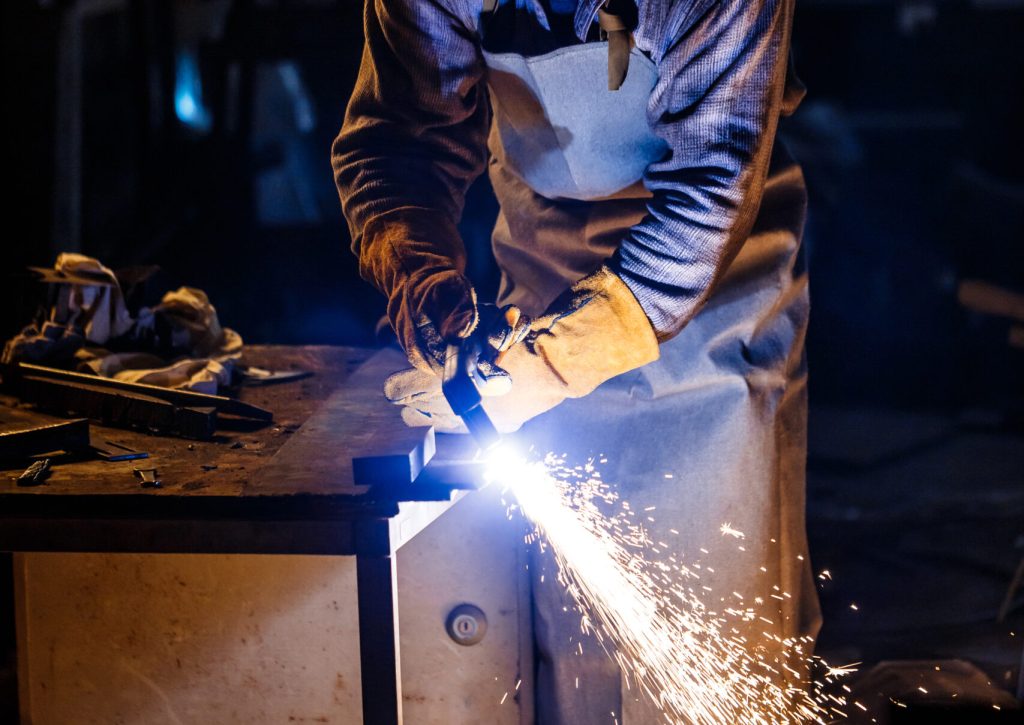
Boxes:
[0,345,475,556]
[1,345,370,499]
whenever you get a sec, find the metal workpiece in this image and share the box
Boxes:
[389,434,492,501]
[446,603,488,646]
[352,426,437,497]
[0,416,90,461]
[252,348,443,502]
[14,363,273,421]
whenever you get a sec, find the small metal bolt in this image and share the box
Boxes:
[445,603,487,646]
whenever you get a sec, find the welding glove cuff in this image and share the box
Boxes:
[383,302,532,434]
[358,207,478,373]
[383,267,657,435]
[483,265,660,430]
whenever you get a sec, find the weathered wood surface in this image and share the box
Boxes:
[0,414,90,460]
[0,346,370,500]
[17,362,273,420]
[0,345,486,558]
[250,346,435,498]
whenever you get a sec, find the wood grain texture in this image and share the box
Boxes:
[250,347,434,498]
[0,346,483,557]
[0,415,90,460]
[0,346,368,500]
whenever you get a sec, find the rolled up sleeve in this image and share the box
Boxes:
[609,0,796,340]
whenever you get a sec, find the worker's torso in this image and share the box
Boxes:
[476,0,805,318]
[480,0,663,203]
[475,14,820,720]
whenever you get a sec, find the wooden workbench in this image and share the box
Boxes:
[1,346,367,497]
[0,345,481,725]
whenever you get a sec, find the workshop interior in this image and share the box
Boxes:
[1,0,1022,723]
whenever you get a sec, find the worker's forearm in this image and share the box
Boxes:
[611,0,795,340]
[331,0,488,290]
[354,206,468,299]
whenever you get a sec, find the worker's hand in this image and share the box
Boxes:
[390,268,480,374]
[481,266,660,431]
[472,303,532,397]
[383,304,531,432]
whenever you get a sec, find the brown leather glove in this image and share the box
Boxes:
[385,266,659,433]
[359,208,479,373]
[383,304,530,430]
[483,265,659,431]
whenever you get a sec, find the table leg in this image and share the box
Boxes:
[356,551,403,725]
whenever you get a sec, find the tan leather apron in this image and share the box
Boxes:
[482,24,821,725]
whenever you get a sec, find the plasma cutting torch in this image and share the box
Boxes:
[442,334,503,452]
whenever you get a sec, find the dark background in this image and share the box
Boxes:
[4,0,1022,409]
[2,0,1023,719]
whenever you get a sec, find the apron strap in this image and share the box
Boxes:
[597,6,631,91]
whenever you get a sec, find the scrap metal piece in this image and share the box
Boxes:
[91,440,149,462]
[0,417,90,461]
[17,375,217,440]
[17,458,52,487]
[15,363,272,421]
[133,466,161,488]
[236,365,313,386]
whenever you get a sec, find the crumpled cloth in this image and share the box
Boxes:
[56,253,135,343]
[76,350,234,396]
[154,287,243,359]
[3,255,242,394]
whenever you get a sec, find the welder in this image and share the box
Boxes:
[333,0,821,722]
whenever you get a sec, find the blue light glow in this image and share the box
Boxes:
[174,48,212,132]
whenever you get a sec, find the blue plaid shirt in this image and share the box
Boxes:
[334,0,802,339]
